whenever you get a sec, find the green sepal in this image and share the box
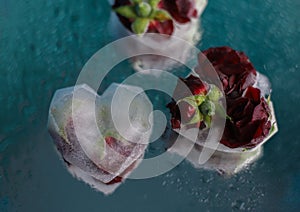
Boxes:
[204,115,212,128]
[151,9,172,22]
[207,84,222,102]
[194,95,207,106]
[131,18,150,35]
[135,2,152,17]
[199,100,216,116]
[114,5,137,19]
[269,122,276,135]
[149,0,160,7]
[184,108,203,126]
[177,94,206,107]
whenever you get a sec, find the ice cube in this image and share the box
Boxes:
[48,83,153,185]
[253,72,272,97]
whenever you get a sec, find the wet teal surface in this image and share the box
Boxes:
[0,0,300,211]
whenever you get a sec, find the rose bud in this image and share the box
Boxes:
[167,75,208,129]
[167,74,224,130]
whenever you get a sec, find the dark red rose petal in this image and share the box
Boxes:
[167,101,181,129]
[173,75,208,100]
[251,99,270,121]
[203,46,257,98]
[106,176,123,185]
[148,20,174,36]
[162,0,198,23]
[244,86,261,102]
[220,87,271,148]
[170,117,181,129]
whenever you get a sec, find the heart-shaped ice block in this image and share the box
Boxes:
[48,83,153,186]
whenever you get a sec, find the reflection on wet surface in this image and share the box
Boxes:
[1,0,300,211]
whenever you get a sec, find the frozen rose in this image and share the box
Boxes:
[112,0,200,35]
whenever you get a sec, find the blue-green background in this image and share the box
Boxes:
[0,0,299,211]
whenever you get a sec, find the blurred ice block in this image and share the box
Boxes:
[108,0,207,73]
[48,83,153,194]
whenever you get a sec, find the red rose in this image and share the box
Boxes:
[161,0,198,24]
[202,46,257,99]
[167,75,208,129]
[221,86,271,148]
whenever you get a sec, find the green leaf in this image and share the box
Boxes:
[152,9,172,21]
[269,122,276,135]
[131,18,150,35]
[207,84,222,102]
[114,5,137,19]
[149,0,160,7]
